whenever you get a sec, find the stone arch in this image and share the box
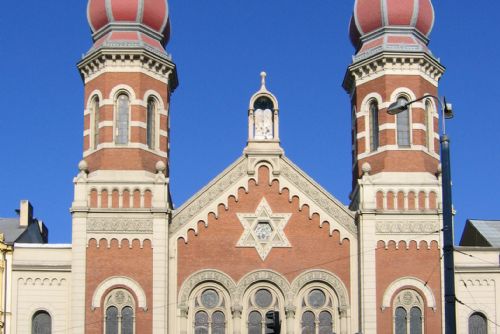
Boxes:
[236,270,291,304]
[290,270,350,309]
[92,276,147,311]
[178,270,237,308]
[382,277,436,311]
[109,84,137,101]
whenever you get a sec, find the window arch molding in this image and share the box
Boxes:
[235,270,290,304]
[382,277,436,311]
[178,270,237,309]
[92,276,147,311]
[142,90,166,111]
[108,84,137,102]
[86,89,104,110]
[389,88,417,104]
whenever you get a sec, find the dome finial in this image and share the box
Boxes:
[260,71,267,90]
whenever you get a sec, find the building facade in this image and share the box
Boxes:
[5,0,498,333]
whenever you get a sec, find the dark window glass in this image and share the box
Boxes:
[105,306,118,334]
[248,311,262,334]
[116,94,130,144]
[146,98,156,149]
[318,311,333,334]
[396,97,411,147]
[121,306,134,334]
[308,289,326,308]
[370,101,379,151]
[395,307,407,334]
[301,311,315,334]
[425,100,432,149]
[195,311,209,334]
[201,289,219,309]
[410,307,422,334]
[469,312,488,334]
[212,311,226,334]
[93,97,100,149]
[32,311,51,334]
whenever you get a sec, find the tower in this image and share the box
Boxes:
[343,0,445,332]
[71,0,177,333]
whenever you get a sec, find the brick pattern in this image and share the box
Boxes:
[177,166,352,293]
[376,240,442,334]
[85,239,153,334]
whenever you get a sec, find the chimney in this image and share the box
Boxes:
[19,200,33,227]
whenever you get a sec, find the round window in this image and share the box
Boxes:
[201,289,219,309]
[308,289,326,308]
[255,289,273,308]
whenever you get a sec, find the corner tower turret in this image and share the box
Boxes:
[343,1,445,332]
[71,1,177,332]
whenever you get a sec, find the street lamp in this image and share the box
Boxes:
[388,94,456,334]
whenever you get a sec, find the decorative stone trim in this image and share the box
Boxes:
[290,270,350,308]
[376,221,439,234]
[92,276,148,311]
[87,217,153,233]
[381,277,436,311]
[178,270,237,307]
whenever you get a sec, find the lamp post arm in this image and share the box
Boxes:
[404,94,447,134]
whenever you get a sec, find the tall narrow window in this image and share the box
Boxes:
[104,289,135,334]
[146,98,156,149]
[116,94,130,145]
[32,310,51,334]
[92,97,100,149]
[469,312,487,334]
[425,100,433,151]
[393,290,424,334]
[396,97,411,147]
[369,101,379,151]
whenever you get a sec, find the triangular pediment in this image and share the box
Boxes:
[171,154,356,242]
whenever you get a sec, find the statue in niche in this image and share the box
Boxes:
[254,108,273,140]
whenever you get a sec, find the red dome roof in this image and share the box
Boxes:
[350,0,435,48]
[87,0,170,45]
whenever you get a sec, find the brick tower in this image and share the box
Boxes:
[70,0,177,333]
[343,0,445,332]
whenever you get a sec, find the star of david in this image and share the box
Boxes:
[236,198,292,260]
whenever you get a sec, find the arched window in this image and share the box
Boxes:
[116,94,130,145]
[92,96,100,150]
[469,312,488,334]
[253,96,274,140]
[104,289,135,334]
[396,96,411,147]
[393,290,424,334]
[32,310,51,334]
[425,100,434,151]
[351,106,357,161]
[192,288,227,334]
[146,97,156,149]
[300,288,335,334]
[369,101,379,151]
[247,287,280,334]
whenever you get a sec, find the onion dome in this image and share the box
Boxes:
[349,0,435,60]
[86,0,171,57]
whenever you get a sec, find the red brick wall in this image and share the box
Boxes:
[86,239,153,334]
[177,166,352,293]
[376,240,442,334]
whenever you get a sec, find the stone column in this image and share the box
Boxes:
[285,305,296,334]
[179,306,189,334]
[232,304,243,334]
[339,308,349,334]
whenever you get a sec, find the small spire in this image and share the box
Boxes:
[260,71,267,90]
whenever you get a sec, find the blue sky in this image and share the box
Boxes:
[0,0,498,244]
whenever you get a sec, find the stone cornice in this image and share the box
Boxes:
[77,48,178,90]
[343,52,445,94]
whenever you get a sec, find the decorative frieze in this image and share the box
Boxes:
[375,221,439,234]
[87,217,153,234]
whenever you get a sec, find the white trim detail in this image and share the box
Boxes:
[91,276,148,311]
[381,277,436,311]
